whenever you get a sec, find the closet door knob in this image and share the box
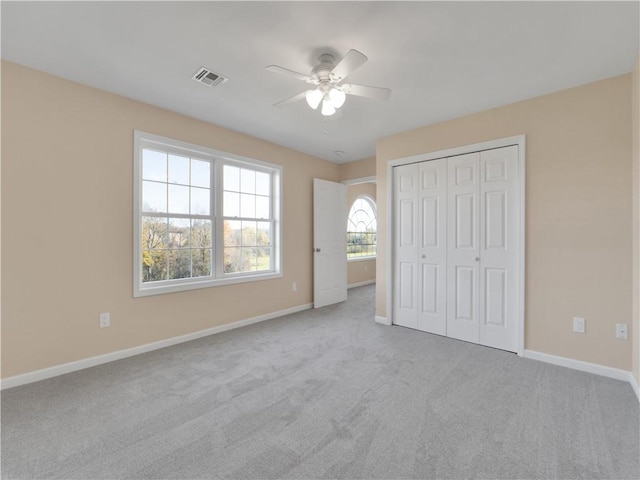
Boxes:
[421,254,426,259]
[474,257,480,262]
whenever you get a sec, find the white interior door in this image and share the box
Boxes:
[393,163,419,328]
[313,178,347,308]
[446,152,481,344]
[479,146,520,351]
[417,159,447,335]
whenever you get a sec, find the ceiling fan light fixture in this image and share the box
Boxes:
[321,99,336,116]
[328,87,346,108]
[306,89,323,109]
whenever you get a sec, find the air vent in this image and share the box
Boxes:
[192,67,228,87]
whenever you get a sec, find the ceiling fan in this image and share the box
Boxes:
[266,49,391,116]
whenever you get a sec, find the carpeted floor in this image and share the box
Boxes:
[2,285,639,479]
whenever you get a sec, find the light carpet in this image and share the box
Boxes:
[2,285,638,479]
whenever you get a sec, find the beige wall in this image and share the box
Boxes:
[1,61,341,378]
[339,156,375,181]
[346,182,377,286]
[377,74,633,371]
[633,58,640,384]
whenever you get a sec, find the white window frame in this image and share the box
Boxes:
[347,195,377,262]
[133,131,282,297]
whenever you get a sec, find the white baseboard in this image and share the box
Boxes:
[1,302,313,390]
[523,349,632,382]
[631,373,640,403]
[348,279,375,289]
[524,350,639,403]
[375,315,391,326]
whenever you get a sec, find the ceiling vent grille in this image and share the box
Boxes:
[192,67,228,87]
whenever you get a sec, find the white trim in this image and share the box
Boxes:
[348,256,376,263]
[348,279,375,289]
[386,135,526,355]
[517,137,526,356]
[1,303,313,391]
[375,315,391,326]
[630,372,640,403]
[342,176,376,185]
[386,160,394,326]
[523,349,632,383]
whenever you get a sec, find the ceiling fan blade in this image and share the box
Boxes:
[341,83,391,101]
[265,65,312,83]
[331,49,368,82]
[273,90,310,107]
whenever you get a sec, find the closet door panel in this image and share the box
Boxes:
[393,163,419,329]
[417,159,447,335]
[479,146,519,351]
[446,153,480,344]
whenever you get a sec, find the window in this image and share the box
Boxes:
[134,131,281,297]
[347,196,377,259]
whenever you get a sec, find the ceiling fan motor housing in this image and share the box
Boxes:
[311,54,337,84]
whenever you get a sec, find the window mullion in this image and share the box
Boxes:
[215,160,225,279]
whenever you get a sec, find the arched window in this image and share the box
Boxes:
[347,196,377,259]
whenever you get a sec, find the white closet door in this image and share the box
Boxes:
[479,146,519,351]
[446,152,481,344]
[393,163,419,329]
[417,159,447,335]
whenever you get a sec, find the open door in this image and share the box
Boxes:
[313,178,347,308]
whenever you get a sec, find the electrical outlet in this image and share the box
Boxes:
[573,317,585,334]
[364,265,368,272]
[292,281,297,292]
[616,323,628,340]
[99,312,110,328]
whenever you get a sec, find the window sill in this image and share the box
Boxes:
[134,271,283,297]
[347,256,376,263]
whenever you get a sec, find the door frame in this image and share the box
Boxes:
[386,135,526,355]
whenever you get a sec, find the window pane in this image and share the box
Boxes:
[256,247,271,271]
[224,220,241,246]
[168,218,190,248]
[168,154,190,185]
[191,159,210,188]
[168,184,190,214]
[224,165,240,191]
[256,222,271,245]
[240,169,255,194]
[255,195,270,219]
[142,181,167,213]
[255,172,270,196]
[347,197,377,259]
[142,216,167,250]
[224,247,242,273]
[192,248,212,277]
[191,187,210,215]
[142,249,167,282]
[241,221,257,246]
[192,219,212,248]
[142,149,167,182]
[168,249,191,279]
[242,247,258,271]
[224,191,240,217]
[240,193,255,218]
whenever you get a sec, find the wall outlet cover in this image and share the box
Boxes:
[615,323,628,340]
[99,313,110,328]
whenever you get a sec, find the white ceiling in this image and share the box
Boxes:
[2,1,638,163]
